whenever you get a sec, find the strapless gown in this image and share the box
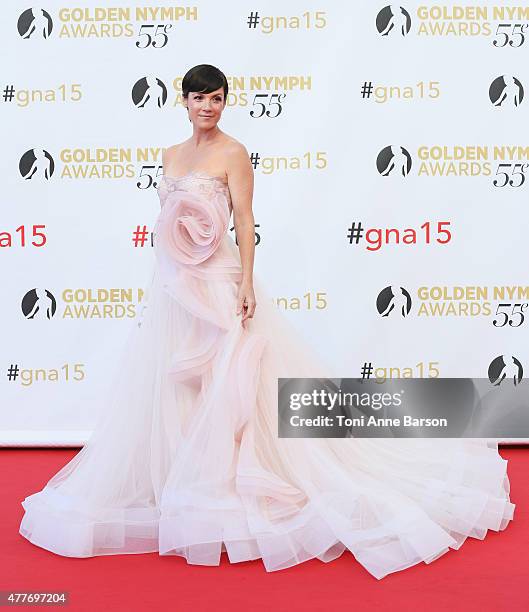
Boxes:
[19,172,516,580]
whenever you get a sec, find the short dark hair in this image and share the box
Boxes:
[182,64,228,102]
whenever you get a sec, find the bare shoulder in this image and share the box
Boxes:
[222,137,252,175]
[162,142,185,164]
[222,135,248,156]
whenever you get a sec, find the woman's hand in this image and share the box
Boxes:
[236,281,257,327]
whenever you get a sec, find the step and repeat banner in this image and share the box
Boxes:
[2,1,528,445]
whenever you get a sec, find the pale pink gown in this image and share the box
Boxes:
[19,172,515,579]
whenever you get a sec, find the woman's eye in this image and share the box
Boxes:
[194,96,222,101]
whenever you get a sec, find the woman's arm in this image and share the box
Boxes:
[226,143,257,326]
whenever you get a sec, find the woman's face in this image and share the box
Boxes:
[185,87,226,127]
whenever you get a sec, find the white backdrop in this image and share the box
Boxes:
[2,0,528,445]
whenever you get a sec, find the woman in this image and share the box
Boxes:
[19,64,515,580]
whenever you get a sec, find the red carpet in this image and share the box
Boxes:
[2,447,528,611]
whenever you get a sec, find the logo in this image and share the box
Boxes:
[20,149,55,180]
[18,8,53,39]
[488,355,523,386]
[377,286,412,317]
[489,75,524,107]
[22,289,57,319]
[132,77,168,108]
[376,5,412,37]
[376,145,412,176]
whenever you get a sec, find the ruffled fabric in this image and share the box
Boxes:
[156,188,229,265]
[19,174,516,580]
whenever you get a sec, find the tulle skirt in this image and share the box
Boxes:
[19,236,515,580]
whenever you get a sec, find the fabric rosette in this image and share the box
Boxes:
[155,188,229,266]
